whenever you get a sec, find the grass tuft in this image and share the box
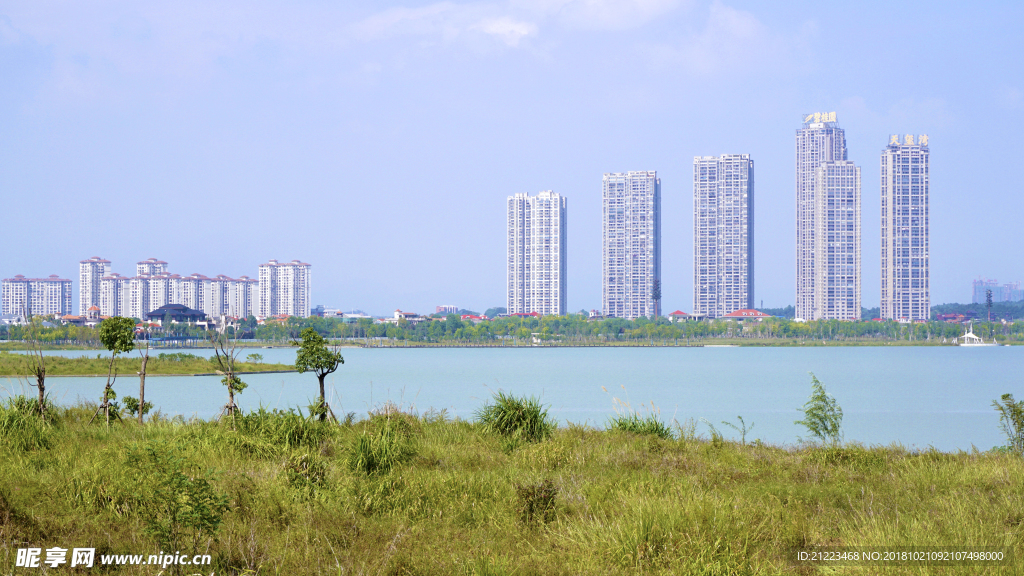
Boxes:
[475,391,555,444]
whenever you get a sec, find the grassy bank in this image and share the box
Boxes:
[1,399,1021,575]
[0,351,293,376]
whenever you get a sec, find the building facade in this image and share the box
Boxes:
[602,171,661,319]
[693,154,754,318]
[79,257,110,315]
[881,134,930,321]
[507,190,568,316]
[258,260,311,318]
[813,160,862,320]
[99,273,130,317]
[796,112,861,320]
[2,275,73,316]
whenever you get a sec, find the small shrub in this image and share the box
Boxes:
[122,396,153,418]
[992,393,1024,455]
[233,407,335,450]
[127,442,229,553]
[476,391,555,443]
[608,413,673,440]
[514,479,558,524]
[348,417,416,475]
[795,373,843,445]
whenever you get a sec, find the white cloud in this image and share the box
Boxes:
[471,16,538,46]
[513,0,685,30]
[642,1,804,76]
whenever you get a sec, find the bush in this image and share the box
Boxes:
[0,396,57,451]
[795,373,843,445]
[348,416,416,475]
[127,442,229,553]
[992,393,1024,455]
[232,407,335,450]
[608,413,673,440]
[475,391,555,443]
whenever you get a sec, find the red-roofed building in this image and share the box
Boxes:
[721,309,771,322]
[461,314,489,324]
[667,310,689,322]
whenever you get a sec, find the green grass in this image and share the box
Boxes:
[0,399,1022,575]
[0,350,293,376]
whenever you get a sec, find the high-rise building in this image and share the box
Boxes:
[79,257,110,315]
[795,112,861,320]
[99,273,130,317]
[693,155,754,318]
[602,171,661,319]
[136,258,168,277]
[813,160,861,320]
[2,274,73,316]
[881,134,930,321]
[507,190,568,316]
[258,260,311,318]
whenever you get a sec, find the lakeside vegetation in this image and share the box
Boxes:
[1,390,1021,575]
[3,310,1023,350]
[0,351,293,376]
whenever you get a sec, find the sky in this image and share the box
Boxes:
[2,0,1022,316]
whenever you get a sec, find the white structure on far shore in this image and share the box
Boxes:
[79,256,110,315]
[1,274,73,316]
[507,190,568,316]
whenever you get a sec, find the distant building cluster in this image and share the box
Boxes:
[972,278,1023,303]
[501,113,934,322]
[1,257,311,322]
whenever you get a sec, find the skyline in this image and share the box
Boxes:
[2,1,1022,315]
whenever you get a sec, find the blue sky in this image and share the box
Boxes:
[1,0,1021,315]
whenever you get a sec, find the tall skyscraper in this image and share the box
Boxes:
[813,160,862,320]
[99,273,130,317]
[602,171,661,319]
[507,190,568,316]
[693,155,754,318]
[795,112,861,320]
[259,260,311,318]
[79,256,110,314]
[881,134,930,321]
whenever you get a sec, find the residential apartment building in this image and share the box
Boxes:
[602,171,661,319]
[693,155,754,318]
[813,160,862,320]
[507,190,568,316]
[79,257,110,315]
[99,273,130,317]
[881,134,930,321]
[2,274,73,316]
[258,260,311,318]
[796,112,861,320]
[136,258,168,277]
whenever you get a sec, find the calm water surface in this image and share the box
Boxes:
[4,346,1020,451]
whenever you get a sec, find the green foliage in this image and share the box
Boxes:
[245,352,264,364]
[126,442,229,553]
[98,316,136,355]
[122,395,153,418]
[285,452,328,493]
[514,479,558,524]
[608,413,673,440]
[295,327,344,377]
[475,391,555,444]
[992,393,1024,455]
[795,373,844,445]
[221,374,248,394]
[720,415,754,445]
[232,407,336,452]
[348,416,416,475]
[0,396,56,451]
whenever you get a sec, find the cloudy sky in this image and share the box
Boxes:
[2,0,1021,315]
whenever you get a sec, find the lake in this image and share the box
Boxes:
[3,345,1020,451]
